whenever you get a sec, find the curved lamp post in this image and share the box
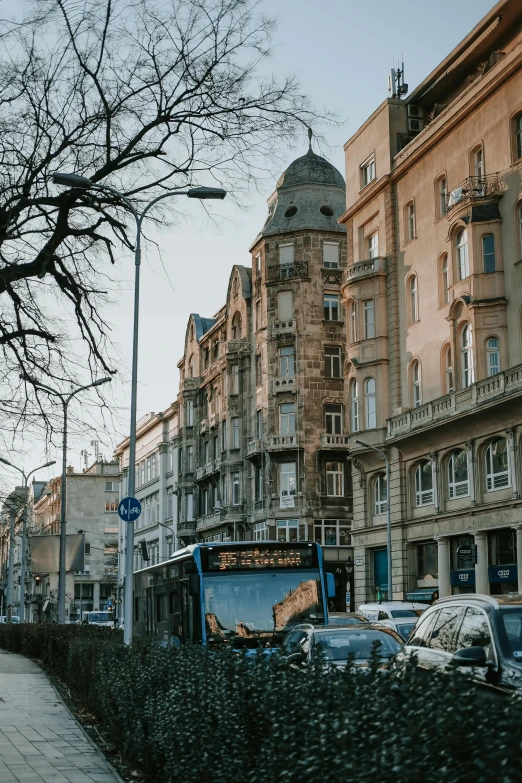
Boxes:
[52,172,226,644]
[22,375,112,623]
[0,457,56,621]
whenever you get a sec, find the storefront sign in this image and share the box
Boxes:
[450,569,476,586]
[488,565,518,583]
[456,544,476,563]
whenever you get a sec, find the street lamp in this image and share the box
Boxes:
[0,457,56,622]
[52,171,227,645]
[355,440,392,602]
[21,375,112,623]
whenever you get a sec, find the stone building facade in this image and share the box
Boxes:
[32,460,120,621]
[174,145,354,606]
[340,0,522,605]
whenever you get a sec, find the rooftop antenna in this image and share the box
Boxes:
[80,449,90,472]
[307,126,313,152]
[91,439,101,462]
[388,59,408,98]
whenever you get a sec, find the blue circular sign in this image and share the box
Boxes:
[118,496,142,521]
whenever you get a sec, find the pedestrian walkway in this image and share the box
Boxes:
[0,649,122,783]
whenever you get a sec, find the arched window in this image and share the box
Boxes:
[350,379,359,432]
[461,324,474,387]
[482,234,496,273]
[409,275,419,323]
[412,360,422,408]
[486,338,500,376]
[187,355,194,378]
[415,461,434,506]
[485,438,510,491]
[374,472,388,515]
[231,312,242,339]
[442,343,454,394]
[473,145,484,180]
[350,300,357,343]
[448,451,469,498]
[515,113,522,160]
[440,254,449,305]
[364,378,376,429]
[456,229,469,280]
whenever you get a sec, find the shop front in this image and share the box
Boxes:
[450,535,476,594]
[407,541,439,603]
[488,529,518,595]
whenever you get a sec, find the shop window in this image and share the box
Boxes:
[417,542,438,579]
[374,472,388,515]
[456,229,469,280]
[448,450,469,498]
[350,379,359,432]
[461,324,474,388]
[325,403,343,435]
[486,337,500,376]
[314,519,351,547]
[253,522,269,541]
[488,529,516,567]
[482,234,496,273]
[485,438,510,491]
[364,378,376,429]
[277,519,299,543]
[415,461,434,506]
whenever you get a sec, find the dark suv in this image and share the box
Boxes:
[281,623,403,670]
[396,594,522,698]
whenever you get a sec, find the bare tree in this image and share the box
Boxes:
[0,0,332,433]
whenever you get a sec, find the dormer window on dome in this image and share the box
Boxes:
[285,206,298,218]
[320,205,334,217]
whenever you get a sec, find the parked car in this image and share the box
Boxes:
[396,593,522,698]
[280,623,403,671]
[81,611,114,627]
[0,616,20,623]
[327,612,368,626]
[358,602,427,622]
[374,616,419,641]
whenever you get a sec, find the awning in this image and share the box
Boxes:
[405,588,438,602]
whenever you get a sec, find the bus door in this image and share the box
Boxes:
[168,582,183,643]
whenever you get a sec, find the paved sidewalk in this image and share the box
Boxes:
[0,649,122,783]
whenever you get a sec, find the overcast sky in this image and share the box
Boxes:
[1,0,495,492]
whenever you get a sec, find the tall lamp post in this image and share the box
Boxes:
[22,376,112,623]
[0,458,56,621]
[52,172,227,645]
[355,440,393,601]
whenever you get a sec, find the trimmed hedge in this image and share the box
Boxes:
[1,624,522,783]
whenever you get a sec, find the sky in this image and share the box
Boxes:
[0,0,495,493]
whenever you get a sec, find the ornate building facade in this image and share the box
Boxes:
[341,0,522,604]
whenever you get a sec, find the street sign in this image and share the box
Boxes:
[118,496,142,522]
[355,557,364,566]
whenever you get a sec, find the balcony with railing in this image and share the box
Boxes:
[272,376,295,394]
[445,173,505,217]
[320,433,350,448]
[209,412,220,429]
[200,418,209,434]
[267,434,298,451]
[344,256,386,284]
[387,363,522,440]
[247,439,263,458]
[266,260,308,284]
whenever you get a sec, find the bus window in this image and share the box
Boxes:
[156,593,167,623]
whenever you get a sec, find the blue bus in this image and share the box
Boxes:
[133,541,334,647]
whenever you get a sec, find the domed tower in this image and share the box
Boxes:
[248,140,353,603]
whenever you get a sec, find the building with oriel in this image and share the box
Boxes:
[340,0,522,605]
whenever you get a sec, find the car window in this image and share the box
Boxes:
[396,622,417,641]
[455,607,492,657]
[501,609,522,660]
[378,611,388,620]
[429,607,462,653]
[408,609,440,648]
[315,630,402,661]
[298,632,311,657]
[390,610,417,618]
[282,631,302,654]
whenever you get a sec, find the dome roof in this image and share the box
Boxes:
[276,148,345,190]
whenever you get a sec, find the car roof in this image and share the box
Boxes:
[359,602,427,609]
[433,593,522,610]
[329,612,366,617]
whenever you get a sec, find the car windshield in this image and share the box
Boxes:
[87,613,112,623]
[202,570,324,639]
[501,608,522,660]
[315,630,402,661]
[390,610,418,618]
[328,616,365,626]
[395,622,417,641]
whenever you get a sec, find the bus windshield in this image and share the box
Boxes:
[203,570,324,642]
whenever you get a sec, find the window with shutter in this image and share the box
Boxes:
[277,291,294,321]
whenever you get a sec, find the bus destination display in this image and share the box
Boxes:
[207,546,314,571]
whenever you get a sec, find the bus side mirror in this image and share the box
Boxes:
[188,574,200,596]
[326,572,336,598]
